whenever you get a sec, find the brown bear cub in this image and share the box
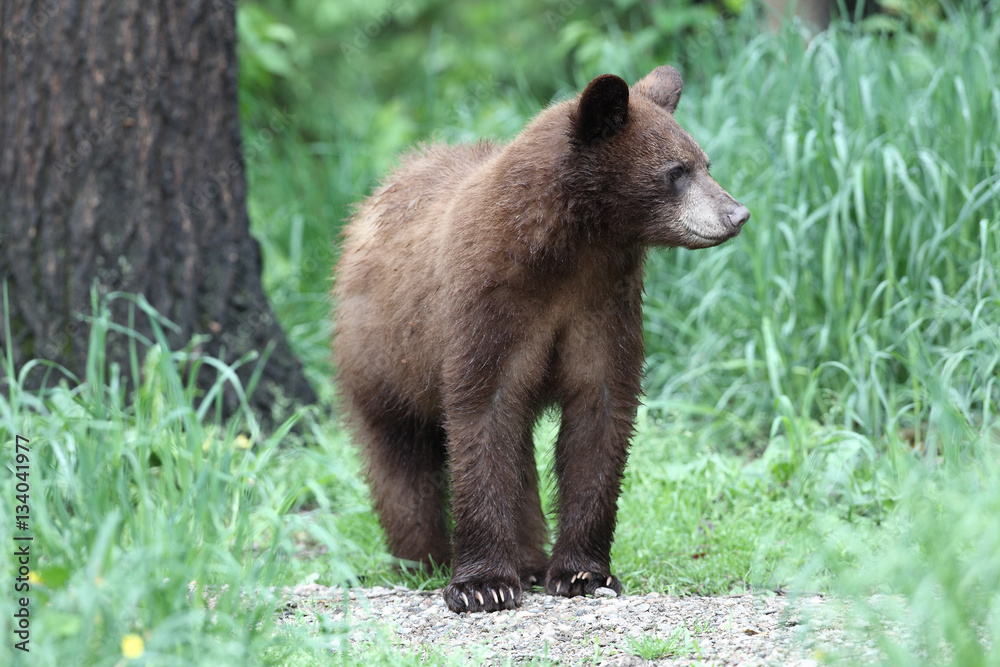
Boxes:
[333,65,749,613]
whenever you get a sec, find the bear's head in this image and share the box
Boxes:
[566,65,749,249]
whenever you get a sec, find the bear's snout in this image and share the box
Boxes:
[726,204,750,232]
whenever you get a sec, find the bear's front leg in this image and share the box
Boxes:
[546,295,645,598]
[545,385,639,597]
[440,321,554,613]
[443,403,529,612]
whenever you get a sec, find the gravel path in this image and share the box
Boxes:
[280,584,842,665]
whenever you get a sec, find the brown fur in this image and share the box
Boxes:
[333,66,749,613]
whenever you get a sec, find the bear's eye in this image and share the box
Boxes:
[668,165,686,182]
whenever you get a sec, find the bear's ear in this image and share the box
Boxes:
[633,65,683,114]
[573,73,629,144]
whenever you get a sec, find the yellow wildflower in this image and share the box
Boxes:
[121,633,145,659]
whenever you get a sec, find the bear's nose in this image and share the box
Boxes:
[727,204,750,230]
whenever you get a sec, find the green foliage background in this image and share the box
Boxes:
[1,0,998,665]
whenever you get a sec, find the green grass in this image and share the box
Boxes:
[643,8,1000,454]
[0,293,358,666]
[3,1,999,665]
[626,625,703,660]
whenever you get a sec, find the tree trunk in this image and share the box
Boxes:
[0,0,317,423]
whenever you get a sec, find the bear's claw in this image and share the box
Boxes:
[546,569,620,598]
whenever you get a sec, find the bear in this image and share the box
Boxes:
[333,65,749,613]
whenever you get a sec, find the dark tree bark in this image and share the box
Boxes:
[0,1,317,423]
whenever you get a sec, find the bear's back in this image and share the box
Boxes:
[356,141,500,233]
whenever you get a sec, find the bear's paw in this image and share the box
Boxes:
[444,580,521,613]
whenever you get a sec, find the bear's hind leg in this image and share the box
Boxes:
[353,399,451,569]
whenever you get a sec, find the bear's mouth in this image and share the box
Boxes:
[683,225,739,245]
